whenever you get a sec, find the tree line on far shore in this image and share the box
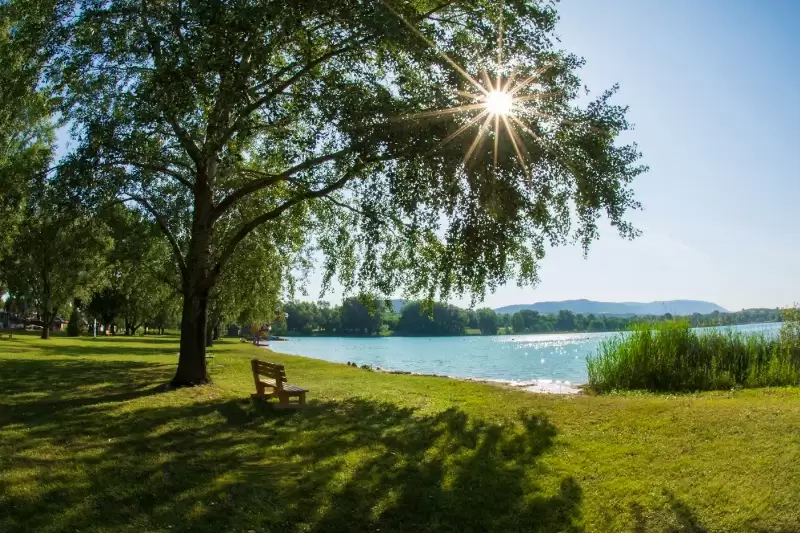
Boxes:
[271,299,783,337]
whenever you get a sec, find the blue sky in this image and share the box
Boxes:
[308,0,800,311]
[537,0,800,311]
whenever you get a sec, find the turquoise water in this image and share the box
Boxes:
[271,322,782,384]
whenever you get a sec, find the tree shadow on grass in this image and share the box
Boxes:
[32,339,180,357]
[0,358,583,533]
[1,335,233,359]
[0,358,172,398]
[629,492,709,533]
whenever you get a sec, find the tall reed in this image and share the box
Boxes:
[587,321,800,393]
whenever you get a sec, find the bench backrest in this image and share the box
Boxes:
[251,359,287,390]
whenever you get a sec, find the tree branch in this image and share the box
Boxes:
[210,147,354,222]
[123,194,188,280]
[323,196,414,234]
[218,34,375,149]
[105,159,193,188]
[140,0,204,168]
[204,168,367,291]
[205,1,458,153]
[323,196,372,218]
[420,1,458,19]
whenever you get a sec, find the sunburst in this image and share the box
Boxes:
[380,0,566,173]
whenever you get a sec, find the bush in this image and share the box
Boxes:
[66,308,83,337]
[587,319,800,393]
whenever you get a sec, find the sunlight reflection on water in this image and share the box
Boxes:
[271,323,781,384]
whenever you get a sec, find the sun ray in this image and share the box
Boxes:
[514,91,560,102]
[456,90,482,100]
[434,109,491,151]
[493,113,500,167]
[501,115,529,174]
[509,114,540,141]
[480,70,494,92]
[395,103,488,121]
[496,0,504,92]
[502,68,518,93]
[463,112,494,165]
[378,0,488,95]
[508,64,552,96]
[523,108,579,128]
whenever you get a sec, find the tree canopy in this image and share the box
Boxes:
[1,183,111,338]
[0,2,54,261]
[396,301,468,336]
[476,307,498,335]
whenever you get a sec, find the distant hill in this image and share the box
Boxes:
[388,299,407,313]
[493,299,728,317]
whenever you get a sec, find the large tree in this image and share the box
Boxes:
[340,297,385,336]
[397,300,468,336]
[0,3,54,263]
[101,204,177,335]
[38,0,644,384]
[476,307,498,335]
[2,185,111,339]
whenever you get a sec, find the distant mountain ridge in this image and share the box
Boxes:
[389,299,407,313]
[493,299,728,316]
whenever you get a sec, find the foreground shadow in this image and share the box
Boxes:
[0,358,582,533]
[0,358,172,398]
[0,335,182,358]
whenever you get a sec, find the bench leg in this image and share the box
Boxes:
[299,392,306,406]
[278,393,289,408]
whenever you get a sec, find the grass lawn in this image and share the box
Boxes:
[2,335,799,532]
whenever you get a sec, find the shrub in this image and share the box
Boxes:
[66,308,83,337]
[587,320,800,393]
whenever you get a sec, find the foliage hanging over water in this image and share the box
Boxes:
[587,312,800,393]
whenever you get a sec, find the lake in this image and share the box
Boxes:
[271,322,782,385]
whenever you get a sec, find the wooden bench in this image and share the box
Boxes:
[0,333,12,341]
[250,359,308,408]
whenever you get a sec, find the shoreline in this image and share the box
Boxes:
[259,344,584,395]
[271,321,783,340]
[377,368,584,395]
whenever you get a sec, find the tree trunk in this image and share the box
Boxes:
[205,318,213,347]
[41,309,50,340]
[212,321,220,340]
[171,169,218,387]
[173,289,209,386]
[41,270,51,339]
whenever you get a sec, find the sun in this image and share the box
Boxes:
[380,0,563,171]
[485,90,513,115]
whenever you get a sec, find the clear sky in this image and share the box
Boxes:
[303,0,800,311]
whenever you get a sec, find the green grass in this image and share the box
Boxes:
[2,335,800,532]
[588,321,800,393]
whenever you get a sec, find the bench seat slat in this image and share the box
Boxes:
[258,379,307,393]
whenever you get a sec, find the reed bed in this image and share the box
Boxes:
[587,320,800,392]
